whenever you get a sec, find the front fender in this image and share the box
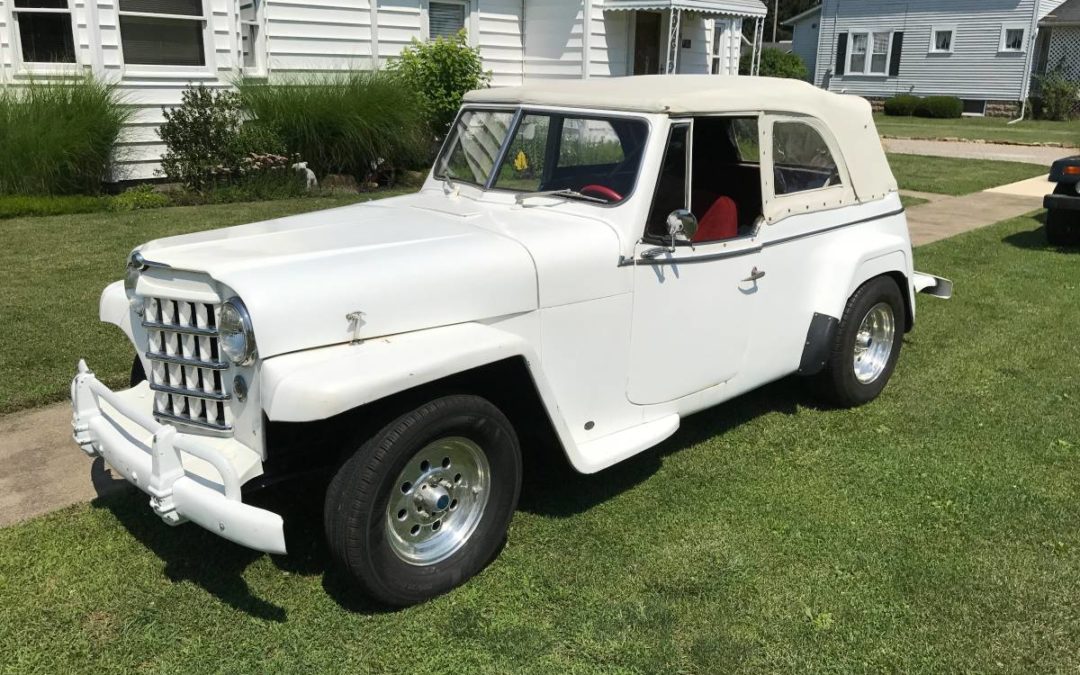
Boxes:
[100,280,135,342]
[259,323,574,448]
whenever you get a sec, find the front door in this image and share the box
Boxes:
[633,12,662,75]
[627,120,764,405]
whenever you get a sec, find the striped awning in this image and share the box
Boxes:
[600,0,767,18]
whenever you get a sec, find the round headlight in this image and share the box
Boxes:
[219,297,257,366]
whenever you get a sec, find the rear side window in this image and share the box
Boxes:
[772,121,841,195]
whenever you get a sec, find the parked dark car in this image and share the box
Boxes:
[1044,156,1080,245]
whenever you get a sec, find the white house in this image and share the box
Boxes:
[0,0,767,179]
[791,0,1067,116]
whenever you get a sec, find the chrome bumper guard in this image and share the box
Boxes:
[70,360,286,555]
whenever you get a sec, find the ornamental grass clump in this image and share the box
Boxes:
[238,71,429,182]
[0,78,129,195]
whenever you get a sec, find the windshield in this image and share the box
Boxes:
[435,108,649,205]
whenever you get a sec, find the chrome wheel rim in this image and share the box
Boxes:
[853,302,896,384]
[385,437,490,566]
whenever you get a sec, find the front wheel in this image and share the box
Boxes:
[818,276,905,408]
[324,395,522,607]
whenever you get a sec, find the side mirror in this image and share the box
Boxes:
[666,209,698,243]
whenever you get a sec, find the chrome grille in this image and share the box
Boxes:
[143,297,232,433]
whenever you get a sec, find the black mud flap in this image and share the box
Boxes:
[798,313,840,376]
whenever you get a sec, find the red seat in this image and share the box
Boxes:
[693,196,738,243]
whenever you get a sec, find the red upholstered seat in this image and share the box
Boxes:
[693,196,739,243]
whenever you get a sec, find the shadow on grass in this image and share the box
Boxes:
[518,376,818,518]
[1002,212,1080,253]
[90,376,820,618]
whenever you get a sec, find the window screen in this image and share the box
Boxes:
[14,0,75,63]
[870,33,889,73]
[429,2,466,40]
[934,30,953,52]
[1004,28,1024,51]
[119,0,205,66]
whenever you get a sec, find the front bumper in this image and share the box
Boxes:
[71,360,286,554]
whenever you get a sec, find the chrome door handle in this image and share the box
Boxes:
[743,267,766,282]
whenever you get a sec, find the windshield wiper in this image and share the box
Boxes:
[515,189,608,205]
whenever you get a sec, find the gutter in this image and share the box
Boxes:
[1009,0,1042,124]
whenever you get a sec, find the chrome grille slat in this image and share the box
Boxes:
[143,296,231,434]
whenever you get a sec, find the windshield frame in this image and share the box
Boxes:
[433,104,653,207]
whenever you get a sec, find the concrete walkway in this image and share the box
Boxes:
[0,402,127,528]
[905,176,1047,246]
[883,138,1073,166]
[0,175,1052,529]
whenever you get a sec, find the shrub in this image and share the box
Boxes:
[159,85,296,192]
[110,184,170,211]
[390,31,492,136]
[739,48,809,80]
[0,78,129,195]
[914,96,963,119]
[1034,66,1079,121]
[238,71,428,181]
[884,94,921,116]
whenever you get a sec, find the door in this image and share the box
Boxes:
[627,121,764,405]
[633,12,661,75]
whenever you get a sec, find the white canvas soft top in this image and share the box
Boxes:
[464,75,898,206]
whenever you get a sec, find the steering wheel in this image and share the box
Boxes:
[579,184,623,203]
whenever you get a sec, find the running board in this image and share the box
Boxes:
[573,414,680,474]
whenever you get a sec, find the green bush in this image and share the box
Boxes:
[739,48,809,80]
[159,85,286,191]
[1035,66,1079,121]
[0,78,129,195]
[238,71,428,181]
[110,184,170,211]
[389,31,492,136]
[884,94,921,116]
[914,96,963,119]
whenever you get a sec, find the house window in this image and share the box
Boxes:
[848,31,891,75]
[240,0,264,73]
[930,26,955,53]
[429,1,467,40]
[118,0,206,67]
[962,100,987,116]
[1000,25,1026,52]
[12,0,76,64]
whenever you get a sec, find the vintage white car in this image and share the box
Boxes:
[71,76,951,606]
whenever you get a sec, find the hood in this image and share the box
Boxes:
[137,195,538,358]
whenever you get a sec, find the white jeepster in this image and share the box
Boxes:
[71,76,951,606]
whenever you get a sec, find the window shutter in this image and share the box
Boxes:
[835,33,847,75]
[889,32,904,77]
[429,2,466,40]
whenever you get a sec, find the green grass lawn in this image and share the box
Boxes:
[1,212,1078,672]
[887,154,1047,195]
[900,195,929,209]
[0,192,410,415]
[875,114,1080,147]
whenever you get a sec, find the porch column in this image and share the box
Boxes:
[665,7,682,74]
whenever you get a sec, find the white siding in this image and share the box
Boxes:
[480,0,523,85]
[524,0,585,79]
[814,0,1067,101]
[589,3,631,77]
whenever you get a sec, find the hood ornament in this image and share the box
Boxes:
[346,311,366,345]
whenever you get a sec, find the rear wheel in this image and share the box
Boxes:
[818,276,905,407]
[324,394,522,607]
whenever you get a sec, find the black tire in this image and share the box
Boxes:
[324,394,522,607]
[818,276,905,408]
[130,355,147,386]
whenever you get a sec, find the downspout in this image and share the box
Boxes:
[1009,0,1042,124]
[582,0,592,79]
[371,0,381,70]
